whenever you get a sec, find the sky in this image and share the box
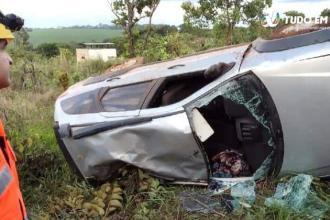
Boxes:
[0,0,329,28]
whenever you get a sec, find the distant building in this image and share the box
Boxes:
[76,43,117,62]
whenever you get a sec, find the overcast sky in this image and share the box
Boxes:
[1,0,329,28]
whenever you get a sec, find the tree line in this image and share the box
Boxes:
[108,0,330,58]
[32,1,330,61]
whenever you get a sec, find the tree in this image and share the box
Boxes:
[154,25,178,36]
[321,8,330,17]
[182,0,272,45]
[36,43,60,58]
[143,0,160,49]
[12,28,32,50]
[109,0,160,57]
[8,29,33,61]
[284,10,305,18]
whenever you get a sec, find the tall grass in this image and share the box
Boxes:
[0,45,117,216]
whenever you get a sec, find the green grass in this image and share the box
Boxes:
[28,28,123,46]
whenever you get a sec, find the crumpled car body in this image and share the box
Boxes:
[54,29,330,184]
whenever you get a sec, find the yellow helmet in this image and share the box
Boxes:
[0,23,14,43]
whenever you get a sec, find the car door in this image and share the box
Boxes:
[55,78,209,183]
[184,72,284,181]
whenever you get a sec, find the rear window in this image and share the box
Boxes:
[101,82,151,112]
[61,89,101,115]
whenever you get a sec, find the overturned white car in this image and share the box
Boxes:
[54,28,330,185]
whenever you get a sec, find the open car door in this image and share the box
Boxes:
[185,72,284,183]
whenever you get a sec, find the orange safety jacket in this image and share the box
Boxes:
[0,120,27,220]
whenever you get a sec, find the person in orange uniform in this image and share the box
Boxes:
[0,12,27,220]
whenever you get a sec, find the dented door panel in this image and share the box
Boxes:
[57,112,208,182]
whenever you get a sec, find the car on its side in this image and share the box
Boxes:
[54,28,330,185]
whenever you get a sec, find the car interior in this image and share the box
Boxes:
[145,72,211,108]
[144,62,235,108]
[196,96,273,178]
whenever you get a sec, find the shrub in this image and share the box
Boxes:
[36,43,60,58]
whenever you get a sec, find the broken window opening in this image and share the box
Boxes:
[186,73,283,181]
[195,96,272,178]
[144,62,236,108]
[145,72,214,108]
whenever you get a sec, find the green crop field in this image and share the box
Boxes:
[28,28,123,46]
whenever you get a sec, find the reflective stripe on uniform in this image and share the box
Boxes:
[0,165,12,195]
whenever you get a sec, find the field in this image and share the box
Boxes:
[28,28,123,46]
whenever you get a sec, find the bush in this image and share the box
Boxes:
[36,43,60,58]
[136,32,217,63]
